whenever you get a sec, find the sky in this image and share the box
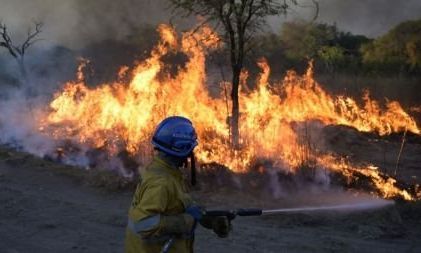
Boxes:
[0,0,420,49]
[277,0,421,37]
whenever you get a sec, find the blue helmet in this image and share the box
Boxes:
[151,116,198,157]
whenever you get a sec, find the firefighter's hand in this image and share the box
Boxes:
[213,216,231,238]
[185,205,204,221]
[200,216,232,238]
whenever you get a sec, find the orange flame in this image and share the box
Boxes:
[40,25,420,200]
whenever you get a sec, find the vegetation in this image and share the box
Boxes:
[245,19,421,110]
[361,19,421,74]
[256,19,421,77]
[169,0,306,148]
[0,17,419,106]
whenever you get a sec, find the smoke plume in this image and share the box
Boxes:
[0,0,172,49]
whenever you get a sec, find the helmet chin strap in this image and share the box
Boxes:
[190,152,196,186]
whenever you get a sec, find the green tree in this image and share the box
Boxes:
[361,19,421,73]
[279,21,369,73]
[280,21,336,61]
[317,45,345,73]
[335,32,370,53]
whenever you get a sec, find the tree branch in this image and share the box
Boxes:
[0,22,43,58]
[311,0,319,22]
[20,22,43,55]
[0,23,18,58]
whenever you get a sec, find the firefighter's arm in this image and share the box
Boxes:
[128,181,194,239]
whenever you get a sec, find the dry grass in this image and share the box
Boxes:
[315,74,421,109]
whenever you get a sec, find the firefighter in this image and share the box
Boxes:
[125,116,231,253]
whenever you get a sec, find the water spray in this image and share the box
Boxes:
[161,201,394,252]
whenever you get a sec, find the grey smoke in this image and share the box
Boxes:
[314,0,421,37]
[271,0,421,37]
[0,0,172,49]
[1,0,420,52]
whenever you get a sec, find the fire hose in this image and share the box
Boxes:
[204,201,393,221]
[161,201,393,253]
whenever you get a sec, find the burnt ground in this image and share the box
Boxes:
[321,124,421,185]
[1,125,421,253]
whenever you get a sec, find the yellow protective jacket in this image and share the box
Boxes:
[125,156,194,253]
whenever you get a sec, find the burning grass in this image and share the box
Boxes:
[14,24,419,201]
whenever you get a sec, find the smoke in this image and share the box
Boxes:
[0,0,174,171]
[0,0,172,49]
[1,0,419,51]
[316,0,421,37]
[0,95,54,154]
[269,0,421,37]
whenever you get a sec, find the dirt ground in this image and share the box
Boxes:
[1,146,421,253]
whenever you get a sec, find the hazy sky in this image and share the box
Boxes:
[0,0,420,49]
[277,0,421,37]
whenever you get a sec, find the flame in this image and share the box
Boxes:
[316,155,414,201]
[40,25,420,200]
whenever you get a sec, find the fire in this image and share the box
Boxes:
[316,155,414,201]
[40,25,420,200]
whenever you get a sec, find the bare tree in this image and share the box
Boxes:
[170,0,317,149]
[0,22,43,86]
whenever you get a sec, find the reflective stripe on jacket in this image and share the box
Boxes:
[125,156,194,253]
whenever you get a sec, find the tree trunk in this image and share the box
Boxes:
[17,57,35,97]
[231,65,241,149]
[17,57,28,85]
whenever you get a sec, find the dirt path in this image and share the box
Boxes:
[1,150,421,253]
[0,156,129,252]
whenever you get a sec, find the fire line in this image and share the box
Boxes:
[38,24,421,201]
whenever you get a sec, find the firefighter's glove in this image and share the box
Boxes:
[200,216,232,238]
[185,205,204,236]
[185,205,203,221]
